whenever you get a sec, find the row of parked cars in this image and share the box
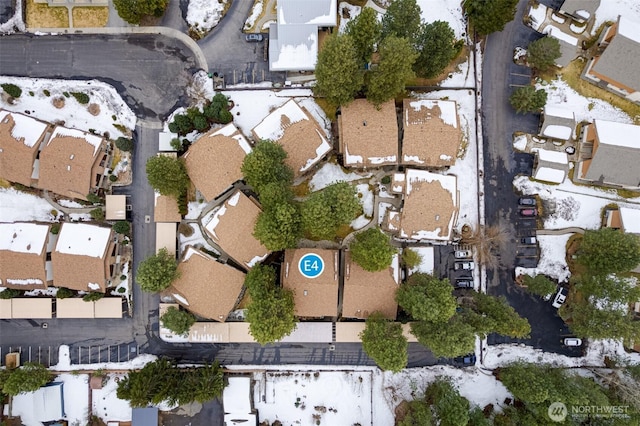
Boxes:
[518,197,538,217]
[453,249,474,289]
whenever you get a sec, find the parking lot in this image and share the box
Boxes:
[0,342,141,367]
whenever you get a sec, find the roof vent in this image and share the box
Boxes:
[363,121,367,126]
[435,214,440,221]
[303,290,308,296]
[26,243,31,251]
[70,154,74,160]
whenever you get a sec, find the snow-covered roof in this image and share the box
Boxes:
[223,377,253,414]
[534,166,566,183]
[269,24,319,71]
[0,222,49,254]
[618,15,640,44]
[11,382,64,422]
[533,148,569,164]
[0,109,49,148]
[619,207,640,234]
[277,0,337,26]
[55,222,112,258]
[158,131,177,151]
[543,125,573,139]
[544,105,575,120]
[594,119,640,148]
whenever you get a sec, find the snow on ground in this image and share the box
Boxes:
[408,246,435,275]
[516,234,572,283]
[528,3,548,31]
[111,261,130,301]
[356,183,374,217]
[350,214,370,230]
[69,213,91,221]
[59,373,90,425]
[338,2,361,33]
[0,0,24,33]
[309,162,370,191]
[513,134,527,151]
[187,0,227,34]
[185,200,208,220]
[52,345,157,372]
[178,223,220,258]
[439,47,476,89]
[412,89,478,233]
[0,188,61,222]
[57,199,85,208]
[244,0,264,30]
[378,201,393,225]
[93,374,132,423]
[537,78,632,124]
[0,77,136,140]
[593,0,640,34]
[418,0,467,40]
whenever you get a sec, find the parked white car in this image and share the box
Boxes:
[552,287,568,309]
[563,338,582,346]
[454,250,472,259]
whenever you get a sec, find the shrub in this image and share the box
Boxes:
[50,209,58,217]
[109,174,118,182]
[381,175,391,184]
[83,292,105,302]
[50,224,61,235]
[401,248,422,269]
[115,137,133,152]
[56,287,74,299]
[28,91,34,96]
[70,92,90,104]
[86,193,102,204]
[120,274,127,281]
[170,138,183,151]
[43,89,51,97]
[161,306,196,336]
[1,83,22,98]
[113,221,130,235]
[63,91,70,98]
[0,288,22,299]
[117,287,126,293]
[90,208,105,221]
[349,228,396,272]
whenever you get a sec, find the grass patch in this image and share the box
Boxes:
[0,178,11,188]
[291,180,310,197]
[314,97,337,121]
[335,223,354,240]
[110,149,122,170]
[616,188,640,199]
[554,59,640,123]
[72,6,108,27]
[26,0,69,28]
[565,233,587,276]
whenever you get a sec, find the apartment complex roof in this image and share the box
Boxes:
[52,223,114,292]
[252,100,331,176]
[0,110,49,186]
[154,192,181,222]
[541,105,575,140]
[342,252,400,319]
[170,246,246,321]
[533,148,569,183]
[582,120,640,187]
[619,207,640,234]
[277,0,337,26]
[388,169,458,241]
[0,222,50,290]
[402,99,461,167]
[38,126,104,200]
[183,123,251,201]
[281,248,339,318]
[202,191,269,269]
[339,99,398,168]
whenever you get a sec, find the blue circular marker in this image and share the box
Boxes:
[298,253,324,279]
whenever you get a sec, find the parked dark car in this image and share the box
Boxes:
[245,34,264,42]
[521,236,537,244]
[519,208,537,217]
[454,279,474,289]
[453,353,477,366]
[518,197,536,206]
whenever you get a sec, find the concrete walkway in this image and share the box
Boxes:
[253,0,277,33]
[41,190,98,220]
[536,227,585,236]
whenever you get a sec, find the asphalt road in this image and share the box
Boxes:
[0,34,197,120]
[481,0,581,356]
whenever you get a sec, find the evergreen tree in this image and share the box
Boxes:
[577,228,640,275]
[471,292,531,338]
[136,248,179,293]
[314,34,364,106]
[509,86,547,114]
[367,36,417,105]
[145,155,189,198]
[526,36,561,71]
[360,312,408,372]
[301,182,361,240]
[380,0,422,45]
[410,316,476,358]
[425,378,470,426]
[113,0,168,24]
[115,137,133,152]
[522,274,556,297]
[414,21,459,79]
[346,7,381,64]
[2,363,52,396]
[241,140,294,194]
[463,0,519,35]
[397,400,433,426]
[349,228,397,272]
[161,306,196,336]
[396,273,457,323]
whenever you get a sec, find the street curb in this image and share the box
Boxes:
[27,27,208,73]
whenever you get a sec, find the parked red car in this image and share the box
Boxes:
[519,208,537,217]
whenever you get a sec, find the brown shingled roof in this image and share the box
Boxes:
[0,222,50,290]
[402,99,461,167]
[38,126,106,200]
[183,124,250,201]
[282,248,339,318]
[338,99,398,168]
[154,193,182,222]
[169,246,246,321]
[202,191,269,269]
[342,251,399,320]
[0,110,49,186]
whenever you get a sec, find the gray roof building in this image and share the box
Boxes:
[540,105,575,140]
[559,0,600,22]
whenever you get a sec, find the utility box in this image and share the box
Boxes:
[5,352,20,369]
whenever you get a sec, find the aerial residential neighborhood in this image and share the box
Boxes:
[0,0,639,425]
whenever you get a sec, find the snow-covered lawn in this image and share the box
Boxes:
[417,0,467,40]
[0,76,136,140]
[528,3,548,31]
[93,374,133,423]
[187,0,228,35]
[244,0,264,31]
[537,78,633,124]
[0,187,61,223]
[178,223,220,258]
[309,162,370,192]
[408,246,435,275]
[0,0,24,33]
[516,233,572,283]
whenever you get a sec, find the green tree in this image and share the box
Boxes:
[410,316,476,358]
[522,274,557,298]
[471,292,531,338]
[345,7,381,64]
[244,265,296,344]
[2,363,52,396]
[136,248,179,293]
[349,227,397,272]
[258,182,294,211]
[90,207,105,221]
[396,274,456,323]
[367,36,417,105]
[499,362,555,404]
[55,287,74,299]
[83,292,105,302]
[145,155,189,198]
[398,400,433,426]
[113,221,130,235]
[526,36,561,71]
[1,83,22,98]
[380,0,422,44]
[87,192,102,204]
[401,248,422,269]
[314,34,364,106]
[241,140,294,194]
[301,182,361,240]
[360,312,408,372]
[414,21,459,79]
[254,202,303,251]
[113,0,168,24]
[577,228,640,275]
[568,299,640,342]
[425,378,470,426]
[463,0,519,35]
[161,306,196,336]
[115,137,133,152]
[509,85,547,114]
